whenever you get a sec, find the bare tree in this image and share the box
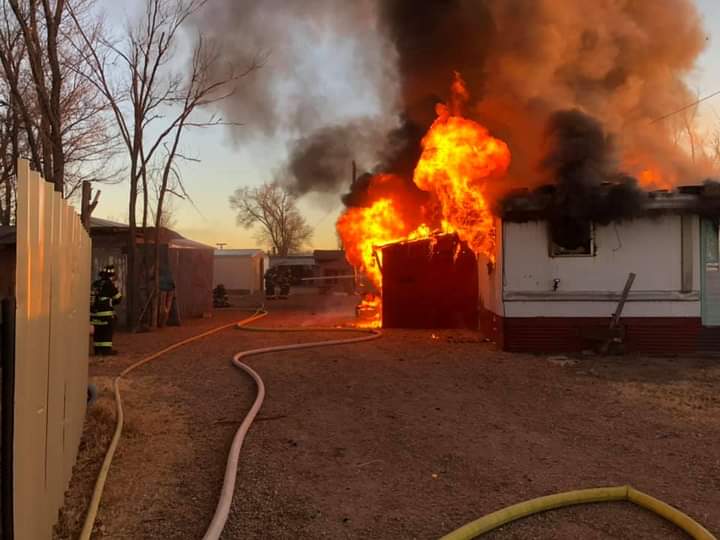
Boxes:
[230,182,313,256]
[71,0,258,328]
[7,0,66,191]
[0,0,118,225]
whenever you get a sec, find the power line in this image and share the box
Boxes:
[651,88,720,123]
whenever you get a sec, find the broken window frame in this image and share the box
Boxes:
[548,221,595,257]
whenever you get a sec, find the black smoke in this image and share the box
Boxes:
[194,0,707,206]
[286,0,498,202]
[379,0,494,123]
[500,109,645,249]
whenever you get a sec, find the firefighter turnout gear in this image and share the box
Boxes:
[264,267,291,300]
[91,265,122,355]
[264,267,277,299]
[277,269,291,299]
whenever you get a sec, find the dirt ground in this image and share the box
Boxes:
[57,295,720,539]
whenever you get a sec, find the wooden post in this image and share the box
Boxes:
[600,272,636,354]
[81,181,91,231]
[610,272,636,329]
[80,181,100,232]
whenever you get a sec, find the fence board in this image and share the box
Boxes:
[13,160,91,539]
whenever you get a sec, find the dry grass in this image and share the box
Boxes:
[53,380,116,540]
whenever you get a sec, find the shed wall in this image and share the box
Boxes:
[382,235,478,329]
[168,246,213,319]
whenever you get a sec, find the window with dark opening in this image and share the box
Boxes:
[549,217,594,257]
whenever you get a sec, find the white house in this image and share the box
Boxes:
[213,249,266,293]
[478,187,720,354]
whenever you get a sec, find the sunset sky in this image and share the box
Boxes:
[92,0,720,252]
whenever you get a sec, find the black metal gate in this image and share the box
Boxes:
[0,296,15,539]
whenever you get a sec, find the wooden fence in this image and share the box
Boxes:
[13,159,91,539]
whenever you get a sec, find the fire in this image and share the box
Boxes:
[413,72,510,260]
[336,197,409,289]
[355,293,381,328]
[337,73,512,326]
[637,167,674,190]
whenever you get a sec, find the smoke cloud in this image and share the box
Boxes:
[194,0,708,201]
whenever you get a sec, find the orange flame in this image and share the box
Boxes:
[356,293,382,328]
[337,73,511,303]
[338,72,676,327]
[337,197,410,289]
[637,167,674,190]
[413,72,510,260]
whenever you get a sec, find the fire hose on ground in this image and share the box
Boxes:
[79,310,268,540]
[439,486,716,540]
[79,310,716,540]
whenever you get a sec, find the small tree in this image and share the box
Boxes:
[230,182,312,256]
[71,0,258,328]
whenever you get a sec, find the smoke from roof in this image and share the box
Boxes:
[193,0,708,205]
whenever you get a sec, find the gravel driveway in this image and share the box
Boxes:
[57,298,720,539]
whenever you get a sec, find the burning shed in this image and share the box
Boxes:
[478,186,720,354]
[381,234,478,329]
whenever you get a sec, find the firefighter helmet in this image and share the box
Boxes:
[100,264,116,278]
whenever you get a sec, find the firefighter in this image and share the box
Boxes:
[91,264,122,355]
[277,268,291,299]
[264,267,277,300]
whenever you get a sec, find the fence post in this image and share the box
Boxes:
[1,296,16,539]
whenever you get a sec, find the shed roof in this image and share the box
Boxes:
[168,237,214,251]
[90,216,128,229]
[269,255,315,267]
[313,249,347,262]
[214,249,264,257]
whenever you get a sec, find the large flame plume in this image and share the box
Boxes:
[337,73,510,293]
[414,73,510,260]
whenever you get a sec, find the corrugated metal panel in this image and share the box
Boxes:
[382,235,478,329]
[169,245,214,319]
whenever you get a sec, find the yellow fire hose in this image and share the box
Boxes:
[79,310,716,540]
[439,485,716,540]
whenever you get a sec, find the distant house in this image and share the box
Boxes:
[478,187,720,354]
[213,249,266,293]
[268,254,316,287]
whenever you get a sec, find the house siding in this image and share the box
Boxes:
[477,215,718,353]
